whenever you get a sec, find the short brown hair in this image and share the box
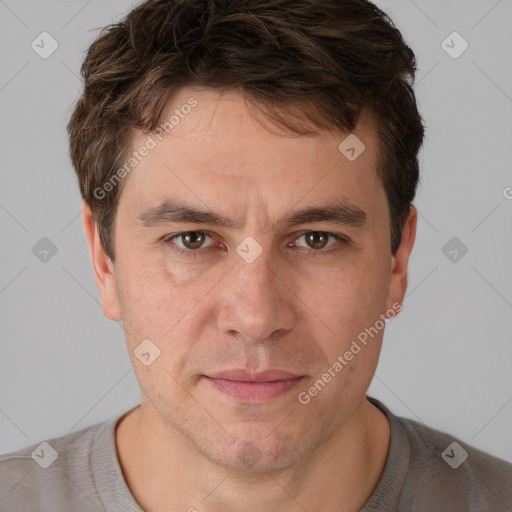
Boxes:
[67,0,425,261]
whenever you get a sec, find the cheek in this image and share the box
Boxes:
[302,252,389,341]
[117,253,206,334]
[117,264,206,402]
[115,264,205,389]
[294,255,390,407]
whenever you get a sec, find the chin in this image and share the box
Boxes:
[199,423,317,472]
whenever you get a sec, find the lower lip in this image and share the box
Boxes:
[205,376,304,401]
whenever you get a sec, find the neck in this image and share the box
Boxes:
[115,398,390,512]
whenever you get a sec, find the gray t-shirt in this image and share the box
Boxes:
[1,396,511,511]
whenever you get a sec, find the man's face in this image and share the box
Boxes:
[88,87,413,471]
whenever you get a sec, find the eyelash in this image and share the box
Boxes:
[162,230,351,259]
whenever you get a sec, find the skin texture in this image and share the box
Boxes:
[82,86,417,512]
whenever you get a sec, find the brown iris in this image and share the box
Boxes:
[181,232,207,250]
[303,232,329,250]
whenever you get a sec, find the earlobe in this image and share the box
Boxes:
[81,201,122,321]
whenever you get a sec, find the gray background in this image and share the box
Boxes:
[0,0,511,465]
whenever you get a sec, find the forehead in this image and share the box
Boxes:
[119,87,384,227]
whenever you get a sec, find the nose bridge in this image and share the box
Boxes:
[237,236,274,278]
[232,244,282,311]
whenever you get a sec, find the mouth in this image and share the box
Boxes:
[203,369,306,402]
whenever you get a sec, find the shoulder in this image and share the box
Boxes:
[397,414,512,510]
[0,420,110,511]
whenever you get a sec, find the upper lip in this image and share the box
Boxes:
[206,369,303,382]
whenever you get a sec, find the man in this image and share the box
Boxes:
[1,0,511,510]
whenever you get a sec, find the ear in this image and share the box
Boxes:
[81,201,122,321]
[386,205,417,314]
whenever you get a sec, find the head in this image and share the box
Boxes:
[69,0,424,471]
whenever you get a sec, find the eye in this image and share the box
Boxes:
[293,231,343,251]
[167,231,216,251]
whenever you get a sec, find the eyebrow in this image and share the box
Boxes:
[136,198,367,231]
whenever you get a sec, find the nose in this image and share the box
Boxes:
[215,250,296,343]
